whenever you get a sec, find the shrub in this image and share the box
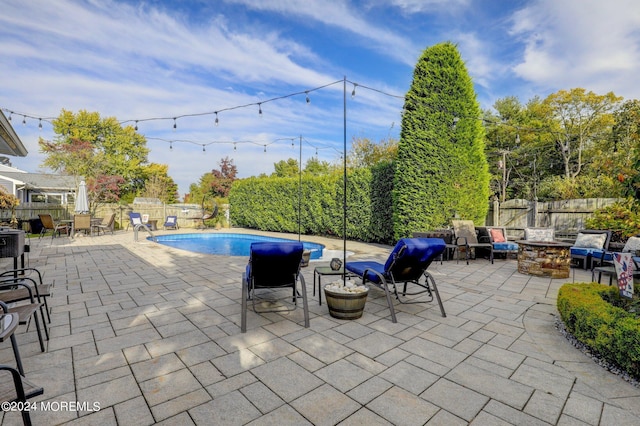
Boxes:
[585,198,640,242]
[393,42,489,239]
[557,283,640,378]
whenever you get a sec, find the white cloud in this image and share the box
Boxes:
[222,0,420,66]
[510,0,640,99]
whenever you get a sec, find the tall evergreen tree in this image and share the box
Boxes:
[393,42,490,239]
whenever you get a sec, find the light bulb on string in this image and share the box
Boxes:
[305,91,310,104]
[173,118,177,131]
[22,115,26,126]
[169,141,173,151]
[258,103,262,117]
[7,112,12,121]
[214,112,219,127]
[202,145,206,153]
[263,144,266,152]
[134,120,138,131]
[38,119,42,130]
[351,83,357,98]
[233,142,237,151]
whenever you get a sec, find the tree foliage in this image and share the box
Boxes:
[39,109,151,202]
[393,42,490,238]
[139,163,179,203]
[484,89,628,202]
[347,136,398,169]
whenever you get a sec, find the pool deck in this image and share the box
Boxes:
[2,228,640,425]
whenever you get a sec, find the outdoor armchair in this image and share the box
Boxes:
[345,238,446,323]
[477,226,518,260]
[241,242,309,333]
[570,229,611,270]
[452,220,494,264]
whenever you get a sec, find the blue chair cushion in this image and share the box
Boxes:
[247,242,303,287]
[345,261,386,284]
[493,242,518,251]
[570,247,604,257]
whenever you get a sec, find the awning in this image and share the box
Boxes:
[0,110,29,157]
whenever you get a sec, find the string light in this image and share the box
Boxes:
[169,141,173,150]
[38,119,42,130]
[22,115,26,126]
[351,83,357,98]
[214,112,219,127]
[258,103,262,117]
[305,91,310,104]
[135,120,138,131]
[263,144,266,152]
[202,144,206,152]
[7,112,11,121]
[173,117,176,130]
[233,142,236,151]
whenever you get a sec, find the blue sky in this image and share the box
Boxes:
[1,0,639,197]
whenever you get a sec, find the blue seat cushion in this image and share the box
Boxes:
[570,247,604,258]
[345,261,386,284]
[493,242,518,251]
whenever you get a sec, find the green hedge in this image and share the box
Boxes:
[557,283,640,379]
[228,166,395,244]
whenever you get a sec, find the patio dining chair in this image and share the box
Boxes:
[72,214,92,237]
[241,242,309,333]
[345,238,446,323]
[37,214,69,239]
[92,213,115,235]
[0,364,44,426]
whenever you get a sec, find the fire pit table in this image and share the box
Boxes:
[516,240,573,279]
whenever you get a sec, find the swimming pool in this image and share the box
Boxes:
[151,233,325,259]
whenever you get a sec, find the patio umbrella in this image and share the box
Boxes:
[74,180,89,214]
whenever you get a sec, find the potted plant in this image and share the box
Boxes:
[324,279,368,320]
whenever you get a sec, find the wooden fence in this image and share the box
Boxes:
[2,202,229,231]
[486,198,622,239]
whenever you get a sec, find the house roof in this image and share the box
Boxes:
[0,172,78,191]
[0,110,28,157]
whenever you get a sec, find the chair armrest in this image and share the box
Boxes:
[0,279,37,303]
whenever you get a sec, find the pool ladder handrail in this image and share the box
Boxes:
[133,223,156,242]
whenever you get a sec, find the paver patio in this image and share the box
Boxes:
[1,228,640,425]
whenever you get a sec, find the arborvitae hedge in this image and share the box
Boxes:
[229,166,395,244]
[393,42,490,239]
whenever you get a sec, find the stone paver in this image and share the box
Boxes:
[1,228,640,425]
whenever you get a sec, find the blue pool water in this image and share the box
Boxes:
[151,233,325,259]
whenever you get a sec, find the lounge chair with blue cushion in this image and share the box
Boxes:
[163,216,179,230]
[570,229,611,270]
[345,238,446,323]
[241,242,309,332]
